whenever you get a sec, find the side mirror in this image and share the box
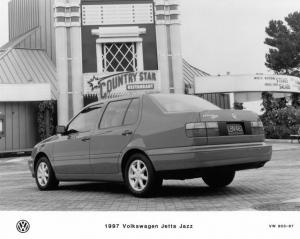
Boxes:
[56,125,66,135]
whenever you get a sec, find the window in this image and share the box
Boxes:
[67,105,103,133]
[170,15,179,20]
[124,99,140,125]
[102,43,137,72]
[92,26,145,73]
[56,7,65,13]
[56,17,65,22]
[100,100,131,129]
[156,15,165,20]
[170,5,178,10]
[150,94,220,113]
[156,5,164,11]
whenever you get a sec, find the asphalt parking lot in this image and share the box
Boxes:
[0,142,300,211]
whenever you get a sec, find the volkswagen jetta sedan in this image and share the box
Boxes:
[28,94,272,197]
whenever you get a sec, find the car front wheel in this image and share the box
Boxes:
[35,157,59,190]
[124,153,160,197]
[202,171,235,188]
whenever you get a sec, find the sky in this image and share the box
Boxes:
[180,0,300,75]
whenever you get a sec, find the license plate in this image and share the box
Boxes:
[227,123,244,135]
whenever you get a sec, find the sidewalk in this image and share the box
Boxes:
[266,140,300,151]
[265,139,299,144]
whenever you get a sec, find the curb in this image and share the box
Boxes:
[0,150,32,159]
[265,139,299,144]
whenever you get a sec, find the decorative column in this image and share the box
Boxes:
[54,0,83,125]
[154,0,184,94]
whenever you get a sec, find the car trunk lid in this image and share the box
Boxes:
[197,110,265,145]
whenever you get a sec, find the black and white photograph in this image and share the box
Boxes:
[0,0,299,238]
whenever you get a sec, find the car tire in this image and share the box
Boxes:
[202,171,235,188]
[124,153,160,197]
[35,156,59,190]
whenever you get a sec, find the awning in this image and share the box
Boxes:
[183,59,209,87]
[0,29,57,102]
[0,48,57,101]
[0,83,51,101]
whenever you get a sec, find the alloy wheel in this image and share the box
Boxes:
[37,162,49,187]
[128,159,149,192]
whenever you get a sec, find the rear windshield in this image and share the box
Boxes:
[150,94,220,112]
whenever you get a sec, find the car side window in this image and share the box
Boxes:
[100,100,131,129]
[123,99,140,125]
[67,105,103,133]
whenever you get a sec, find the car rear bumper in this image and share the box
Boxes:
[147,142,272,174]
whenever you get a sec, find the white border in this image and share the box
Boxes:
[0,212,299,239]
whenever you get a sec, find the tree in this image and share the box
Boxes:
[265,11,300,74]
[265,11,300,108]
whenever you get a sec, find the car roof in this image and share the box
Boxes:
[84,93,147,108]
[84,93,204,109]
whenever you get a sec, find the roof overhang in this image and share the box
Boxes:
[0,29,57,101]
[0,84,52,102]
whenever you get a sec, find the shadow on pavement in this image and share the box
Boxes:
[57,182,261,198]
[58,182,128,195]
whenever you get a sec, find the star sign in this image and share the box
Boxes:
[88,76,100,91]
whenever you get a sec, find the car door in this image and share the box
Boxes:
[90,98,140,174]
[53,104,103,176]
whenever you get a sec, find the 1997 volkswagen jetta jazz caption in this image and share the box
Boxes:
[28,94,272,197]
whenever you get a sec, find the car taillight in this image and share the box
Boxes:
[206,122,219,136]
[185,122,206,137]
[251,120,265,135]
[185,122,219,138]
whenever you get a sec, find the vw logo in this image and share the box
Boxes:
[16,220,30,233]
[232,113,238,120]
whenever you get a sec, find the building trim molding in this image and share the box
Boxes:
[91,27,146,39]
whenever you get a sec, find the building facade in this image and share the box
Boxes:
[0,0,229,152]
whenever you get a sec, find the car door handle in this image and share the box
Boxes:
[81,137,91,142]
[122,130,133,136]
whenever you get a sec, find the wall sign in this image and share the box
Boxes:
[83,71,161,100]
[82,4,154,26]
[195,75,300,94]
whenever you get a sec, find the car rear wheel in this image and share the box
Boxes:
[35,157,59,190]
[202,171,235,188]
[124,153,160,197]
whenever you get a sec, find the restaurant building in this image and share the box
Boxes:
[0,0,229,153]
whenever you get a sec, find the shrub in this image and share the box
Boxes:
[263,124,299,139]
[260,106,300,139]
[37,101,57,141]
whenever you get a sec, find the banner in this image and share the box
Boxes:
[194,74,300,94]
[83,71,161,100]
